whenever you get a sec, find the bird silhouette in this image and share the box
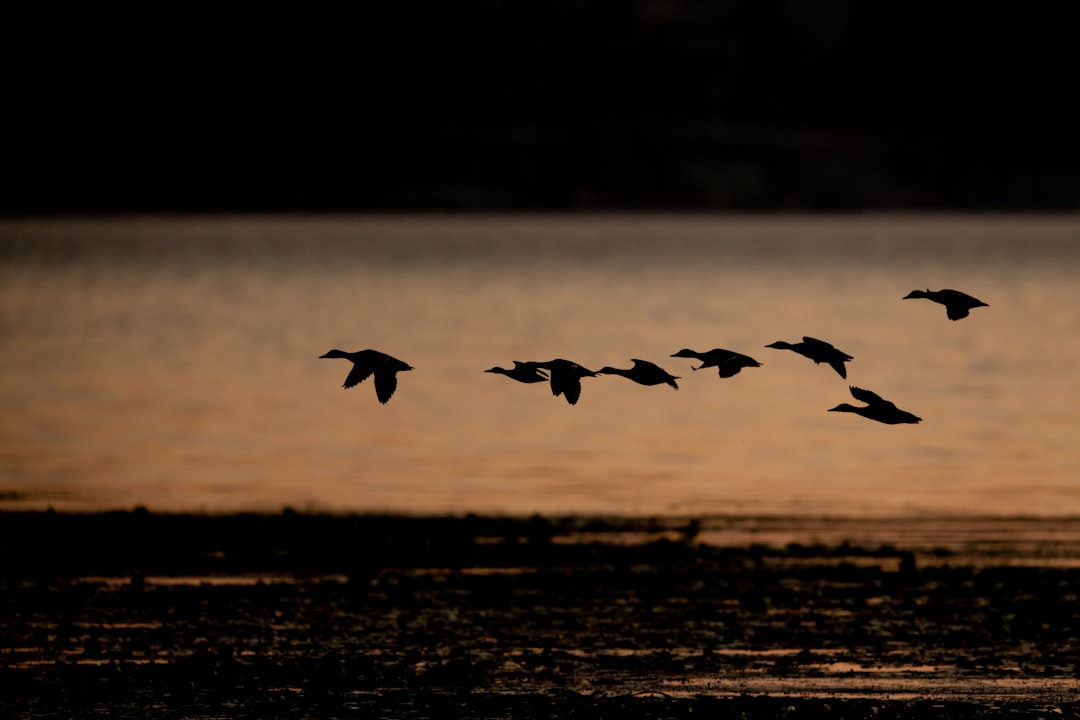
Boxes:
[765,337,853,378]
[671,348,762,378]
[484,361,549,384]
[828,386,922,425]
[597,359,680,389]
[319,349,413,404]
[535,359,598,405]
[903,288,988,320]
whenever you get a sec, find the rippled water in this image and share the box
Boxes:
[2,214,1078,515]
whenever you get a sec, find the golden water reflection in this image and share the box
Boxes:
[2,214,1079,516]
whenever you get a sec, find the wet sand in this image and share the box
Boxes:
[3,511,1080,718]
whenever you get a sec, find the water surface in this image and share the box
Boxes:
[2,214,1078,515]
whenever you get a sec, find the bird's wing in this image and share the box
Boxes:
[849,386,885,405]
[940,289,973,301]
[563,378,582,405]
[734,351,761,366]
[828,359,848,378]
[631,359,661,371]
[945,305,970,321]
[804,337,852,363]
[716,357,744,378]
[801,336,833,350]
[548,371,566,397]
[373,368,399,404]
[343,362,378,389]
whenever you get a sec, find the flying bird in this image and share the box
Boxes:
[765,337,853,378]
[597,359,680,389]
[903,288,988,320]
[670,348,762,378]
[828,386,922,425]
[484,361,549,384]
[535,359,598,405]
[319,349,413,404]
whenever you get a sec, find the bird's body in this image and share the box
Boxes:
[320,349,413,404]
[671,348,762,378]
[829,386,922,425]
[484,361,549,384]
[903,288,988,320]
[597,359,679,389]
[535,359,598,405]
[765,336,853,378]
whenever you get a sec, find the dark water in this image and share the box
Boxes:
[2,214,1078,515]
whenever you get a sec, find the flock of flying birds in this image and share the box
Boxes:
[320,288,988,425]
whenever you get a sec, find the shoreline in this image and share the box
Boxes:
[5,509,1080,577]
[5,510,1080,715]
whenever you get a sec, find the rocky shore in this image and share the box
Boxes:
[3,511,1080,718]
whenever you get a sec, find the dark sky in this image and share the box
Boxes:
[5,2,1080,213]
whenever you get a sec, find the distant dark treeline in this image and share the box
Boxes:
[5,2,1080,214]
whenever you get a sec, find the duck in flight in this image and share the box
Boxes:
[597,359,680,389]
[765,337,853,378]
[829,386,922,425]
[484,361,549,384]
[319,349,413,404]
[903,288,988,320]
[535,359,598,405]
[670,348,762,378]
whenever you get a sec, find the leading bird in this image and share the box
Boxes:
[320,348,414,404]
[903,288,988,321]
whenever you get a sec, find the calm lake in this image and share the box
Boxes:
[2,214,1078,516]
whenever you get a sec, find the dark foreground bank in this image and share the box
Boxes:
[3,511,1080,718]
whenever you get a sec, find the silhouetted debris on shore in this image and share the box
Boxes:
[3,511,1080,715]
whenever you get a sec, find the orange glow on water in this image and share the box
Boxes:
[2,214,1079,516]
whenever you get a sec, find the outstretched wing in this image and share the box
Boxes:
[849,386,886,405]
[548,373,565,398]
[373,368,399,404]
[709,350,754,377]
[733,351,762,368]
[514,361,548,379]
[343,363,377,389]
[945,304,970,321]
[559,376,583,405]
[939,289,986,320]
[801,336,833,351]
[717,356,746,377]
